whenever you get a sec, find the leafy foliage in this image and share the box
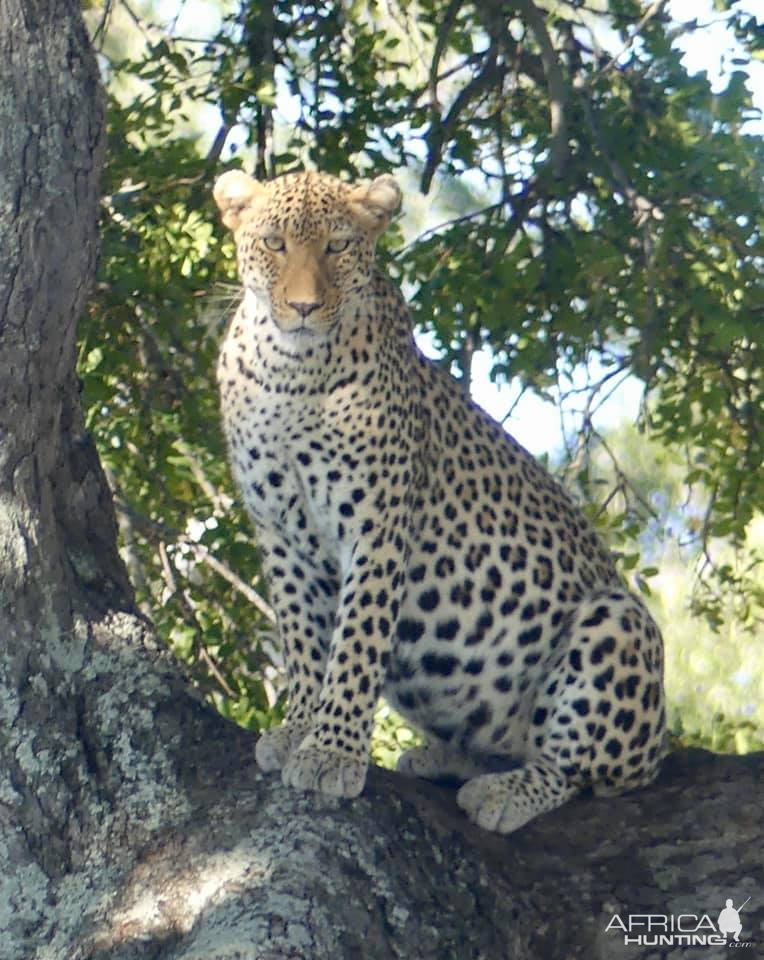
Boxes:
[81,0,763,743]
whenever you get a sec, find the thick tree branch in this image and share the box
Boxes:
[476,0,569,178]
[421,44,502,192]
[244,0,276,180]
[60,748,764,958]
[510,0,570,178]
[427,0,463,111]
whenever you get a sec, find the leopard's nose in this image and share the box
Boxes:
[288,300,322,318]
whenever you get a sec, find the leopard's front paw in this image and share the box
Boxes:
[255,720,311,772]
[282,739,367,798]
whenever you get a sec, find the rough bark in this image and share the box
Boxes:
[0,0,230,948]
[14,739,764,960]
[0,3,762,960]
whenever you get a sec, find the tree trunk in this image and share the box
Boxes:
[0,3,761,959]
[0,0,229,944]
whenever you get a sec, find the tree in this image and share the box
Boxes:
[1,1,762,957]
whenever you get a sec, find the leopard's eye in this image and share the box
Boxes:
[326,237,351,254]
[263,235,286,252]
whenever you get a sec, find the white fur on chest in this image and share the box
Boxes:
[219,312,370,571]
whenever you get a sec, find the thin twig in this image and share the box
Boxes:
[594,0,668,78]
[589,426,660,521]
[500,383,530,425]
[158,540,237,698]
[90,0,114,47]
[120,0,153,40]
[173,439,232,514]
[191,541,276,625]
[393,202,504,258]
[109,491,276,625]
[574,72,658,224]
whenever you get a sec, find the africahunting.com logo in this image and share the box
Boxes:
[606,896,755,948]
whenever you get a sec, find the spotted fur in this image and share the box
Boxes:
[214,169,667,833]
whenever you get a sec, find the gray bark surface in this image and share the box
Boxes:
[27,740,764,960]
[0,2,762,960]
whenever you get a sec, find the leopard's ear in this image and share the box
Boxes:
[347,175,401,235]
[213,170,268,232]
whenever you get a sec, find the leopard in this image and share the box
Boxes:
[213,167,667,834]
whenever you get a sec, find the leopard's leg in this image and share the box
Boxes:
[457,590,667,833]
[255,535,340,772]
[282,528,407,798]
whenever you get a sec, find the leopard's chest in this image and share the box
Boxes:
[221,370,387,577]
[218,298,419,561]
[225,394,337,537]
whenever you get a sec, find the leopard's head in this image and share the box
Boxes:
[214,169,400,336]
